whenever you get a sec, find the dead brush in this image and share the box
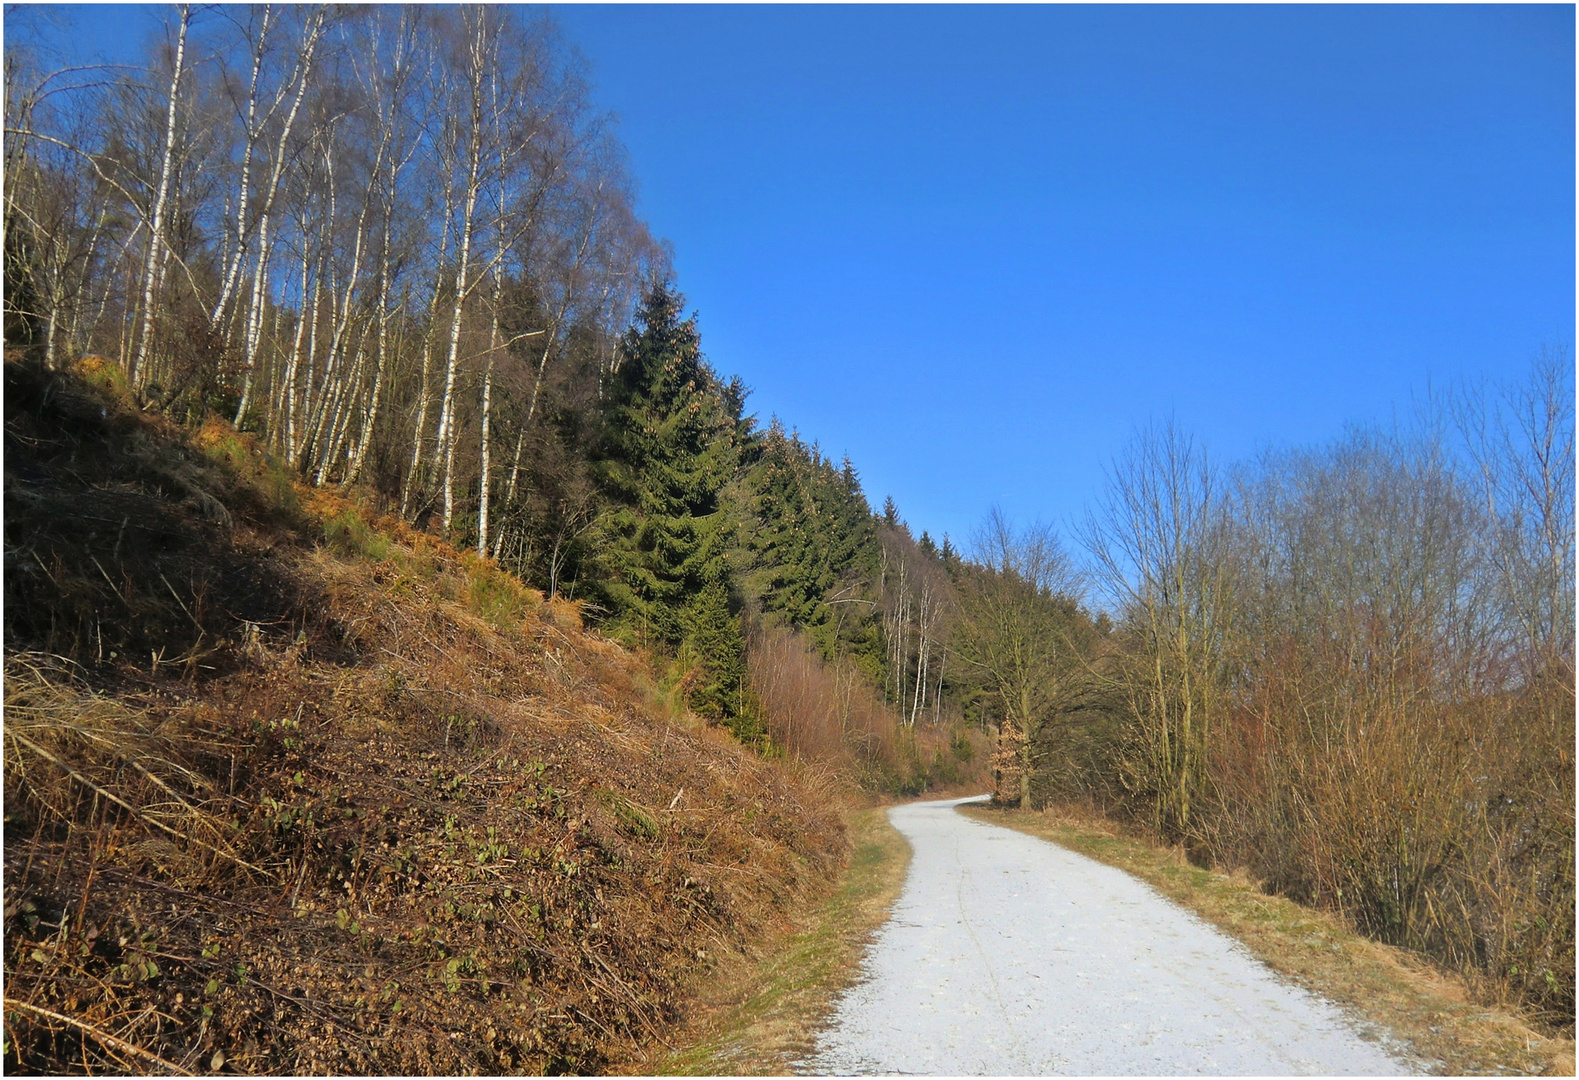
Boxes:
[3,654,263,1075]
[4,570,848,1074]
[5,360,301,670]
[1199,644,1576,1032]
[4,652,259,881]
[4,355,854,1074]
[746,621,985,795]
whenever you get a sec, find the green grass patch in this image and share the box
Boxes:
[958,803,1575,1077]
[70,354,133,404]
[195,421,300,518]
[323,506,392,562]
[596,789,662,841]
[460,553,539,632]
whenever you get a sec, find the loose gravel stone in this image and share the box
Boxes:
[802,796,1412,1076]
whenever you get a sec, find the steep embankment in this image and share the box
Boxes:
[2,358,848,1074]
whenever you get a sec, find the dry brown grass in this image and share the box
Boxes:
[2,362,852,1074]
[3,543,849,1073]
[5,359,303,674]
[3,544,849,1073]
[961,802,1576,1077]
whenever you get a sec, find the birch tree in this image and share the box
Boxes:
[130,5,190,392]
[431,7,493,535]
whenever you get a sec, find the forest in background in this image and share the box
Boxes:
[5,0,1571,1034]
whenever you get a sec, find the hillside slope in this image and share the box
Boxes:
[3,358,847,1074]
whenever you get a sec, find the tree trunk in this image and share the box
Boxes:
[477,356,494,554]
[132,5,189,392]
[233,14,321,422]
[211,6,271,334]
[436,142,482,532]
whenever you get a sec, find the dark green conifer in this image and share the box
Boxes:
[737,422,883,662]
[591,281,754,730]
[678,577,762,742]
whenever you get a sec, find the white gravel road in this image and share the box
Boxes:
[801,796,1413,1076]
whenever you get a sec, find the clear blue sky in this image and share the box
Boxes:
[21,4,1576,550]
[556,4,1574,548]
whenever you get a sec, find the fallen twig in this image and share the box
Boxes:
[3,998,193,1075]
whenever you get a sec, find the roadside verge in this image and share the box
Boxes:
[958,803,1574,1077]
[627,804,911,1075]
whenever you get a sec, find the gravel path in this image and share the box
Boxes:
[801,796,1412,1076]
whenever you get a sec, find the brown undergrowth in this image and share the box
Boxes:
[746,623,990,797]
[2,358,848,1074]
[625,802,913,1075]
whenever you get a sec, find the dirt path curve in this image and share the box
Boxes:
[801,796,1411,1076]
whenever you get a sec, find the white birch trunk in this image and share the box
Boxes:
[278,235,311,452]
[233,12,322,424]
[491,425,526,560]
[435,44,486,534]
[477,356,494,554]
[132,5,189,391]
[288,246,324,464]
[211,6,271,333]
[401,206,451,515]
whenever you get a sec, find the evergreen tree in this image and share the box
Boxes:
[737,422,883,661]
[591,281,755,735]
[678,577,762,742]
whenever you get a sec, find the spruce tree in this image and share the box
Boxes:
[737,423,883,662]
[678,577,762,742]
[591,282,755,735]
[940,533,960,569]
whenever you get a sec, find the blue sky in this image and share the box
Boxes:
[555,4,1574,548]
[20,4,1576,550]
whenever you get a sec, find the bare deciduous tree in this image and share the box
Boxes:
[1082,422,1233,838]
[956,509,1082,808]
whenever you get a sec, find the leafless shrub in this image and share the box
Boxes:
[1082,360,1574,1027]
[1082,422,1234,840]
[746,621,983,795]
